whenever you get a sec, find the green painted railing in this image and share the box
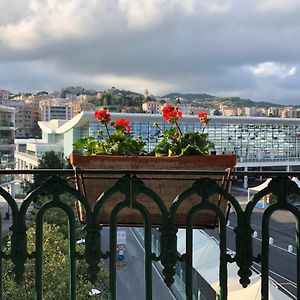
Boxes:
[0,170,299,299]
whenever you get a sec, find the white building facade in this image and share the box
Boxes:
[142,101,161,114]
[39,98,73,121]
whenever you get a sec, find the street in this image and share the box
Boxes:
[205,187,298,298]
[101,227,177,300]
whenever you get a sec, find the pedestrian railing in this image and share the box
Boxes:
[0,169,299,300]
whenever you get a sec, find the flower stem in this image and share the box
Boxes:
[175,121,183,137]
[105,124,111,138]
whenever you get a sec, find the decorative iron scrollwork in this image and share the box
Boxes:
[234,224,253,288]
[159,220,178,287]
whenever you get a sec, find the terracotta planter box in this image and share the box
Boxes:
[70,154,237,228]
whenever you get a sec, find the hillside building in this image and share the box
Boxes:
[142,101,161,114]
[39,98,73,121]
[0,89,10,100]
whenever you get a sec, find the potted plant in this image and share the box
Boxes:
[73,109,146,156]
[70,106,236,228]
[153,105,213,157]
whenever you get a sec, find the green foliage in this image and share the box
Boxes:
[39,151,66,169]
[73,136,99,155]
[73,132,146,156]
[87,88,144,110]
[163,93,284,110]
[162,92,214,101]
[23,151,68,193]
[32,193,84,239]
[213,109,222,116]
[154,130,214,157]
[3,223,108,299]
[194,96,284,110]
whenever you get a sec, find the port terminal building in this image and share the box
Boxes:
[15,112,300,188]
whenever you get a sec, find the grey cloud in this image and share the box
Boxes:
[0,0,300,105]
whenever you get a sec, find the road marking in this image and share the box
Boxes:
[226,224,296,255]
[129,228,177,300]
[251,264,297,299]
[252,262,297,288]
[224,226,297,299]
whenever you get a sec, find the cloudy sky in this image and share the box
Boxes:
[0,0,300,104]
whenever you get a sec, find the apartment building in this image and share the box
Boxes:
[1,100,40,138]
[179,105,208,115]
[71,98,96,117]
[267,107,280,117]
[222,107,238,116]
[0,89,10,100]
[0,105,15,196]
[281,106,297,118]
[39,98,73,121]
[142,101,161,114]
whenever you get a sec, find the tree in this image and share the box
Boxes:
[23,151,84,238]
[3,223,108,299]
[24,151,67,193]
[14,154,109,298]
[213,109,222,116]
[39,193,85,239]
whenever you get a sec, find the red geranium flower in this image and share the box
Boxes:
[198,111,208,125]
[162,105,182,123]
[95,109,111,125]
[114,119,131,132]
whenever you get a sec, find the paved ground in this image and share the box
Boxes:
[206,185,298,298]
[100,227,177,300]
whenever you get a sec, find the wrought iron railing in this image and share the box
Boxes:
[0,169,299,300]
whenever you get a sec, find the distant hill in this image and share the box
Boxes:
[162,92,214,101]
[162,92,284,109]
[107,88,143,98]
[60,85,288,109]
[88,87,144,112]
[198,97,284,109]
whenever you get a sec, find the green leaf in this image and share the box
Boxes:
[153,130,213,157]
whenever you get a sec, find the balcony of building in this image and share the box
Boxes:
[0,168,299,299]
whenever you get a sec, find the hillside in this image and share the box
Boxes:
[162,93,284,109]
[106,88,143,98]
[162,92,214,101]
[88,88,144,112]
[87,87,287,111]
